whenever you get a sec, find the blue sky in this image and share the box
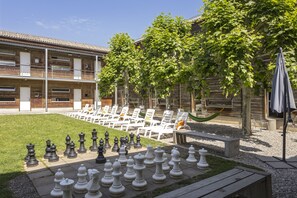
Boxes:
[0,0,203,47]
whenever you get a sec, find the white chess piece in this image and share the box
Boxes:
[132,153,147,190]
[124,156,136,182]
[169,148,183,179]
[109,159,125,196]
[88,169,98,181]
[168,147,176,166]
[60,178,74,198]
[50,168,64,197]
[74,164,88,194]
[152,147,166,183]
[85,171,102,198]
[101,160,114,187]
[162,153,170,173]
[144,145,154,167]
[186,145,197,164]
[197,148,209,169]
[118,146,127,165]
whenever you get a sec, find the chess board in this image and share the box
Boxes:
[25,145,208,198]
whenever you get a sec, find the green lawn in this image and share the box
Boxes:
[0,114,163,197]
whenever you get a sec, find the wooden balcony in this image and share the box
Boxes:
[0,65,96,81]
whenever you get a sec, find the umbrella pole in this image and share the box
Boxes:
[282,75,288,162]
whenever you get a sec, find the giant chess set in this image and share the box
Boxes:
[24,129,210,198]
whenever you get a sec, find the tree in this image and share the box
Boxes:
[194,0,297,134]
[142,13,194,109]
[98,33,141,106]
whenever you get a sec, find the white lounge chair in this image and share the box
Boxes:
[90,105,110,123]
[92,105,118,123]
[137,110,174,137]
[68,104,90,117]
[110,108,141,128]
[73,104,94,118]
[149,112,190,140]
[99,106,129,126]
[121,109,155,132]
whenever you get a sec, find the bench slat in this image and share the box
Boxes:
[202,174,264,198]
[184,171,253,198]
[179,131,239,142]
[155,168,243,198]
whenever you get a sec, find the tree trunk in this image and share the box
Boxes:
[124,69,129,106]
[148,89,153,109]
[242,86,252,135]
[190,91,196,114]
[179,83,182,109]
[166,97,170,110]
[201,90,207,115]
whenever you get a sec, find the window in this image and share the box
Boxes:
[0,49,16,56]
[0,86,16,92]
[51,98,70,102]
[0,98,15,102]
[0,60,16,66]
[52,88,70,93]
[51,56,70,62]
[51,65,71,71]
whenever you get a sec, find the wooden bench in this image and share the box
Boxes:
[155,166,272,198]
[174,130,240,158]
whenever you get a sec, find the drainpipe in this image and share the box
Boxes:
[45,48,48,112]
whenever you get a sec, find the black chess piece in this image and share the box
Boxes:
[89,129,98,152]
[77,132,87,153]
[24,143,34,161]
[95,145,106,164]
[129,133,135,147]
[43,140,52,159]
[112,137,119,152]
[104,130,111,149]
[49,143,59,162]
[134,134,142,149]
[26,146,39,167]
[125,135,130,150]
[99,138,106,154]
[119,137,125,148]
[67,141,77,158]
[64,135,71,156]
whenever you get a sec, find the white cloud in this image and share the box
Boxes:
[35,21,60,30]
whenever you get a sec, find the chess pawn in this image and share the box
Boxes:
[124,156,136,182]
[129,133,135,147]
[26,147,39,167]
[77,132,87,153]
[162,153,170,173]
[118,146,127,165]
[109,159,125,196]
[101,160,114,187]
[169,148,183,179]
[132,153,147,191]
[96,145,106,164]
[104,130,111,149]
[64,135,71,156]
[112,137,119,152]
[60,178,74,198]
[49,143,59,162]
[99,138,106,154]
[74,164,88,194]
[134,134,142,149]
[50,168,64,197]
[186,145,197,164]
[168,147,176,166]
[67,141,77,158]
[44,140,52,159]
[197,148,209,169]
[152,147,166,183]
[90,129,98,152]
[85,171,102,198]
[25,143,34,161]
[144,145,154,167]
[125,136,130,150]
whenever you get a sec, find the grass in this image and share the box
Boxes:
[0,114,163,197]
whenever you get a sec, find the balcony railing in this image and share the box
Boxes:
[0,64,96,81]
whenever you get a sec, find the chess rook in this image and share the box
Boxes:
[152,147,166,183]
[60,178,74,198]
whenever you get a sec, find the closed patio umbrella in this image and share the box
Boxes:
[270,47,296,161]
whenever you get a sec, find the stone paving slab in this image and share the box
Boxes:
[266,161,294,169]
[256,156,280,162]
[25,147,208,198]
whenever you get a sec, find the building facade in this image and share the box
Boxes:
[0,30,109,112]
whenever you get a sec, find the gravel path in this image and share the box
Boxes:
[9,121,297,198]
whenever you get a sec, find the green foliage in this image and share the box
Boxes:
[99,33,141,97]
[142,14,194,98]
